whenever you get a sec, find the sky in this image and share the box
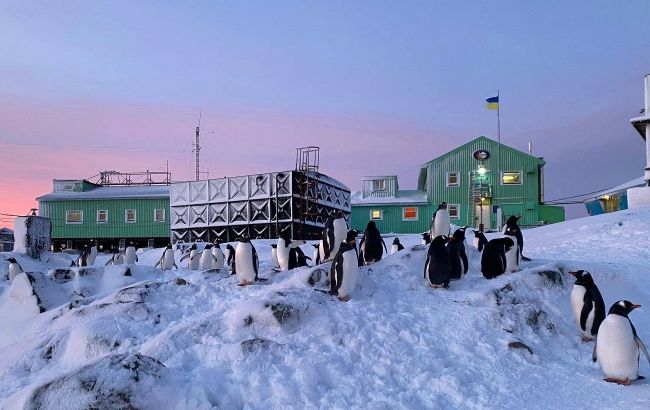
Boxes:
[1,0,649,228]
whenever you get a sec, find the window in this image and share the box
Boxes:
[402,207,418,221]
[502,171,522,185]
[154,208,165,223]
[448,204,460,219]
[446,172,460,187]
[65,210,83,224]
[372,179,386,192]
[370,209,383,220]
[125,209,137,223]
[97,210,108,224]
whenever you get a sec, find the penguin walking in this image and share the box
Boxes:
[277,231,310,271]
[472,230,488,252]
[105,248,124,266]
[358,221,387,266]
[391,238,404,254]
[480,237,514,279]
[180,244,201,270]
[154,245,177,270]
[447,228,469,281]
[270,244,280,270]
[424,235,451,288]
[593,300,650,385]
[226,244,236,275]
[76,245,90,267]
[124,242,138,265]
[319,211,348,263]
[503,216,530,261]
[311,243,321,265]
[429,202,451,239]
[502,230,520,273]
[87,240,98,266]
[421,232,431,245]
[330,230,360,301]
[235,236,259,286]
[569,270,606,342]
[199,244,217,271]
[5,257,23,282]
[211,241,225,270]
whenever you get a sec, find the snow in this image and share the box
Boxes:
[1,207,650,408]
[351,189,428,205]
[36,185,170,201]
[628,186,650,208]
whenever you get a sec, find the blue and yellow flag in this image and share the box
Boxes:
[486,95,499,110]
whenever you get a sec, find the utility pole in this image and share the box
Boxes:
[194,113,201,181]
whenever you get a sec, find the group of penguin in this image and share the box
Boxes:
[70,240,139,267]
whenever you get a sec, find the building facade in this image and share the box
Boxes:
[584,177,645,216]
[0,228,14,252]
[351,136,564,233]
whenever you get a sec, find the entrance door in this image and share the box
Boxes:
[475,205,491,230]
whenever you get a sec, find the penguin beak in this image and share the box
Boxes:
[632,304,642,309]
[568,271,577,276]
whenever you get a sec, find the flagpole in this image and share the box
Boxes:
[496,91,501,228]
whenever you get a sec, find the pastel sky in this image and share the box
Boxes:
[1,1,649,228]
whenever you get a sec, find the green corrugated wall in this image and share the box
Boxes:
[351,204,437,234]
[40,198,170,239]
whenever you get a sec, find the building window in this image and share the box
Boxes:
[370,209,383,220]
[448,204,460,219]
[97,210,108,224]
[446,172,460,187]
[154,208,165,223]
[372,179,386,192]
[402,207,418,221]
[502,171,522,185]
[65,210,83,224]
[125,209,137,223]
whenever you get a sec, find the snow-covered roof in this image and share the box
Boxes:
[351,189,428,205]
[630,114,650,139]
[588,177,646,199]
[37,185,171,201]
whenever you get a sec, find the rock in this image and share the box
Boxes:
[526,309,556,333]
[266,302,298,325]
[536,270,563,287]
[241,338,279,355]
[175,278,188,286]
[508,341,533,355]
[307,268,327,286]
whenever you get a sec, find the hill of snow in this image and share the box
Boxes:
[1,207,650,409]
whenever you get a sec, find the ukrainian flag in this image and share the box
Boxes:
[486,95,499,110]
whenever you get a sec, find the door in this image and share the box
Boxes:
[475,205,491,230]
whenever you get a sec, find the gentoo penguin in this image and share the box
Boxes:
[226,244,236,275]
[569,270,606,342]
[270,244,280,270]
[311,243,320,265]
[87,240,98,266]
[424,235,451,288]
[123,242,138,265]
[319,211,348,263]
[154,245,177,270]
[211,241,225,270]
[199,244,216,271]
[276,231,308,271]
[391,238,404,254]
[235,236,259,286]
[447,228,469,281]
[503,216,530,261]
[330,230,360,301]
[105,248,124,265]
[76,245,90,267]
[472,230,488,252]
[429,202,451,239]
[421,232,431,245]
[180,244,201,270]
[593,300,650,385]
[480,237,514,279]
[358,221,387,266]
[502,230,520,273]
[6,257,23,282]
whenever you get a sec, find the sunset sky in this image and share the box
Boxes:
[1,1,649,227]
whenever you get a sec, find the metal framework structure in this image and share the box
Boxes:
[169,169,351,244]
[91,170,172,186]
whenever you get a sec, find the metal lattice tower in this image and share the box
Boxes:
[295,146,320,240]
[194,126,200,181]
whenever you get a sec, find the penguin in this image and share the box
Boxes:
[480,237,514,279]
[6,257,23,282]
[277,231,310,271]
[226,244,236,275]
[235,236,259,286]
[105,248,124,266]
[311,243,321,265]
[330,230,360,301]
[472,230,488,252]
[211,241,225,270]
[270,244,280,270]
[199,244,216,271]
[502,230,520,273]
[569,270,606,342]
[358,221,387,266]
[87,240,98,266]
[424,235,451,288]
[391,238,404,254]
[503,216,530,261]
[76,245,90,267]
[429,202,450,239]
[447,228,469,281]
[421,232,431,245]
[180,244,200,270]
[123,242,138,265]
[319,211,348,263]
[593,300,650,385]
[154,245,177,270]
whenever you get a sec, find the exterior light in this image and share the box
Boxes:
[477,164,487,176]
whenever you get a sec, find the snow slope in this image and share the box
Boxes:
[1,207,650,409]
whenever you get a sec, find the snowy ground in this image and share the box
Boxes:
[1,207,650,409]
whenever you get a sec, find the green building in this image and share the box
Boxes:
[37,179,170,250]
[351,136,564,233]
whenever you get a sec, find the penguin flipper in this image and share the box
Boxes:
[173,262,178,269]
[154,259,161,269]
[636,336,650,364]
[135,255,139,262]
[460,251,469,274]
[592,339,598,363]
[424,254,431,279]
[252,246,259,280]
[580,294,594,332]
[180,254,189,262]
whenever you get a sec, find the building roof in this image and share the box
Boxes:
[37,185,170,201]
[586,177,646,200]
[420,136,545,167]
[351,189,427,206]
[630,114,649,140]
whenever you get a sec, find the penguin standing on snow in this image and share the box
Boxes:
[503,216,530,261]
[480,237,514,279]
[226,244,236,275]
[5,257,23,282]
[472,230,488,253]
[391,238,404,254]
[569,270,606,342]
[311,243,321,265]
[124,242,138,265]
[330,230,360,301]
[105,247,124,266]
[358,221,387,266]
[429,202,451,239]
[424,235,451,288]
[76,245,90,267]
[421,232,431,245]
[180,244,201,270]
[447,228,469,281]
[211,241,225,270]
[277,231,310,271]
[594,300,650,385]
[502,230,520,273]
[235,236,259,286]
[199,244,217,271]
[270,244,280,270]
[154,245,177,270]
[319,211,348,263]
[87,240,98,266]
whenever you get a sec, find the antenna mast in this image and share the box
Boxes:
[194,113,201,181]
